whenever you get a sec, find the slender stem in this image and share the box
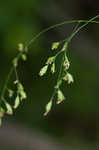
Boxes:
[67,14,99,43]
[14,66,19,82]
[0,67,14,101]
[56,22,81,49]
[72,22,81,33]
[25,15,99,48]
[56,53,64,85]
[54,48,64,59]
[0,52,22,103]
[14,66,20,97]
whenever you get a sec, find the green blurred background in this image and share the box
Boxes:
[0,0,99,149]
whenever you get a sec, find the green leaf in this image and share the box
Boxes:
[39,65,48,76]
[5,102,13,115]
[52,42,60,50]
[13,95,20,109]
[44,100,52,116]
[57,90,65,104]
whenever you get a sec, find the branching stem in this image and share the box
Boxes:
[1,14,99,120]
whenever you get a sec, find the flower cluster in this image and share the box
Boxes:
[39,41,74,116]
[0,43,27,126]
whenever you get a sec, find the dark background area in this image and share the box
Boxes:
[0,0,99,149]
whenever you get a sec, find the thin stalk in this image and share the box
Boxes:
[0,52,22,103]
[25,15,99,48]
[0,67,14,101]
[14,66,19,82]
[67,14,99,43]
